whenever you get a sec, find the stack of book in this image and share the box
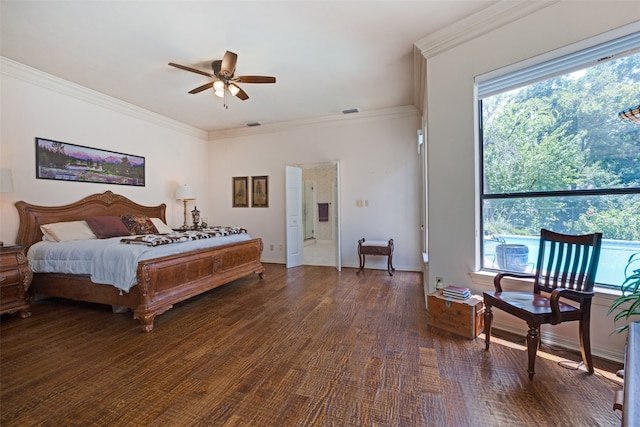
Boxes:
[442,285,470,300]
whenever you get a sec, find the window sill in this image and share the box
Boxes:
[468,270,621,307]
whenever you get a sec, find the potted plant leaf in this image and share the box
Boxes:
[608,252,640,334]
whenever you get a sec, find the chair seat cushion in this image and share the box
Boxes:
[484,291,580,316]
[361,240,390,247]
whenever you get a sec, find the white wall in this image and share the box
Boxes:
[0,60,209,243]
[425,2,640,361]
[0,59,423,272]
[207,110,423,270]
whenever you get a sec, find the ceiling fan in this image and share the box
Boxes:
[168,51,276,108]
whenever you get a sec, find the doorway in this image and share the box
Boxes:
[286,162,341,270]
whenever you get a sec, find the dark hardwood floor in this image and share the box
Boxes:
[1,264,623,426]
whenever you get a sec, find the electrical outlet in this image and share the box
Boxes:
[435,277,444,289]
[279,244,283,251]
[270,244,274,251]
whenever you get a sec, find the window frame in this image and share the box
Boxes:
[475,28,640,289]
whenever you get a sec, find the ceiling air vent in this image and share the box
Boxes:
[245,121,262,127]
[341,108,360,114]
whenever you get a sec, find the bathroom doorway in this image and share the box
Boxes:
[286,162,341,270]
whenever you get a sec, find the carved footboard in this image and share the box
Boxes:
[133,238,265,332]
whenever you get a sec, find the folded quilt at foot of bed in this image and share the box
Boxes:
[121,227,247,247]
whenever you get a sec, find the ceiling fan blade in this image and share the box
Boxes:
[188,82,214,94]
[220,51,238,78]
[168,62,213,78]
[233,76,276,84]
[234,86,250,101]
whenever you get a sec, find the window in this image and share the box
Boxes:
[477,31,640,288]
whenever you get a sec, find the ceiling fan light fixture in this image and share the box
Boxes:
[169,51,275,108]
[213,80,225,91]
[228,83,240,97]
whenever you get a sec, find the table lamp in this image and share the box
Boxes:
[175,184,195,230]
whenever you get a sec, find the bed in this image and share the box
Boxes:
[15,191,265,332]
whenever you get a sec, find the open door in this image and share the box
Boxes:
[285,165,303,268]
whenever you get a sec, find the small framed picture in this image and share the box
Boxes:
[232,176,249,207]
[251,176,269,208]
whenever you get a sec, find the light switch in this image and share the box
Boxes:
[356,200,363,207]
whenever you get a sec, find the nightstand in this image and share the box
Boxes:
[0,245,33,318]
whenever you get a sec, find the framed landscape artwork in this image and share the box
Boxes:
[233,176,249,207]
[251,176,269,208]
[35,137,145,186]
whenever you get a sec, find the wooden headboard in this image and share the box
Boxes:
[15,191,167,250]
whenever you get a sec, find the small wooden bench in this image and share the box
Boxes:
[357,238,394,276]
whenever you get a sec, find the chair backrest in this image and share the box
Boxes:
[534,229,603,295]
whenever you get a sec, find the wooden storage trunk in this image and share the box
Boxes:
[427,290,484,339]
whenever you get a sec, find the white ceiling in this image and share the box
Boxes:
[1,1,496,133]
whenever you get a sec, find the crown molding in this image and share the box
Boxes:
[413,46,427,116]
[207,105,420,140]
[1,57,208,140]
[414,0,558,59]
[2,56,420,142]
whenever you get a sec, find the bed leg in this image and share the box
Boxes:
[132,309,156,332]
[133,304,173,332]
[134,312,156,332]
[141,322,154,333]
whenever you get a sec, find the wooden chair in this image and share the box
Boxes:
[483,229,602,379]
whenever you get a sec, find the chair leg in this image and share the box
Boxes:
[579,318,594,374]
[526,326,540,380]
[484,305,493,350]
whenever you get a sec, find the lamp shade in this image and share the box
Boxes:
[175,184,195,200]
[0,168,14,193]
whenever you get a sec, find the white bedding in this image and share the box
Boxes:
[28,233,252,292]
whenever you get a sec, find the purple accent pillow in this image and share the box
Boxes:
[121,214,158,235]
[86,216,131,239]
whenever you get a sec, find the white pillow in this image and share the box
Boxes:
[150,218,174,234]
[40,221,97,242]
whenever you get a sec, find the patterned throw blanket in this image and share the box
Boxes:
[120,226,247,247]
